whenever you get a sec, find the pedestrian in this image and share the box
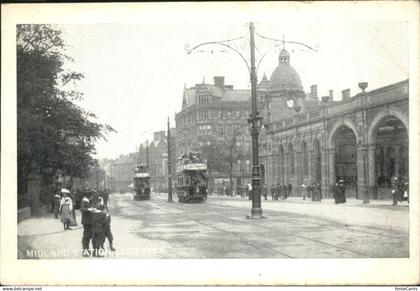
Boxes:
[403,179,409,203]
[312,183,321,201]
[301,184,308,200]
[391,177,399,206]
[247,183,252,200]
[338,180,346,203]
[51,192,61,219]
[80,191,94,257]
[92,203,107,257]
[333,182,339,204]
[287,183,292,198]
[275,183,280,200]
[59,189,75,230]
[97,201,116,252]
[317,183,322,200]
[262,184,267,200]
[270,184,275,200]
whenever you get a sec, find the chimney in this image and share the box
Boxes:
[342,89,351,101]
[214,76,225,89]
[310,85,318,99]
[329,90,333,100]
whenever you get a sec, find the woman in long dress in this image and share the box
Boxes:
[59,189,75,230]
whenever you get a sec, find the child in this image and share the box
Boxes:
[59,189,74,230]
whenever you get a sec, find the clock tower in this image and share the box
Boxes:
[267,48,306,121]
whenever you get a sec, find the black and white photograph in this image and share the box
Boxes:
[1,1,419,286]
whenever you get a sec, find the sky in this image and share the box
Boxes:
[59,21,408,160]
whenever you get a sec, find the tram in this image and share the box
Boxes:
[176,152,208,203]
[133,164,151,201]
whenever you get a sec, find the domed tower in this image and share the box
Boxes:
[268,48,306,121]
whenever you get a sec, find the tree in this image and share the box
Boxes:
[222,128,247,195]
[198,140,227,195]
[17,24,115,207]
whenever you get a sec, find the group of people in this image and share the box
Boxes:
[270,182,293,200]
[80,190,116,257]
[391,176,409,206]
[50,187,115,257]
[302,183,322,201]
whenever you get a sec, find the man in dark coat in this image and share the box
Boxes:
[333,182,340,204]
[270,184,276,200]
[80,192,94,257]
[97,202,116,252]
[287,183,292,199]
[50,192,61,219]
[337,180,346,203]
[391,177,399,206]
[92,204,107,257]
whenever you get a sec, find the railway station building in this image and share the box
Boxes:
[260,48,409,199]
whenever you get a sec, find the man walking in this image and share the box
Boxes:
[80,191,94,257]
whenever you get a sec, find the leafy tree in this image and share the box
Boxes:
[17,24,115,207]
[197,139,227,195]
[222,127,247,195]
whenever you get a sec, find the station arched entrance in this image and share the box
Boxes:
[371,115,408,199]
[331,125,358,198]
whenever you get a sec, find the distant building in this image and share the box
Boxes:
[138,129,176,192]
[175,76,270,190]
[108,153,137,193]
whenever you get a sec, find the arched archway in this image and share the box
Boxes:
[330,125,358,197]
[370,114,408,199]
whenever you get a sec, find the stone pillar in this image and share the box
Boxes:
[27,174,42,216]
[285,153,289,184]
[394,145,400,176]
[356,144,370,202]
[328,148,336,197]
[368,144,378,199]
[308,149,313,184]
[295,150,302,196]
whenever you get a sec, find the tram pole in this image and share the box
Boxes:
[167,117,173,203]
[247,22,264,219]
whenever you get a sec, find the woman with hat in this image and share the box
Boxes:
[59,188,76,230]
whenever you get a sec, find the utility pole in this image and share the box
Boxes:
[167,117,173,202]
[248,22,263,219]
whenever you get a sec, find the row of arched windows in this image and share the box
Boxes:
[269,140,319,181]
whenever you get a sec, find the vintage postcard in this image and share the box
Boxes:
[1,1,419,286]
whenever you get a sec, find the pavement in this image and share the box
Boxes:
[18,192,409,259]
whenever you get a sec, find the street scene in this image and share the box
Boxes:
[15,20,410,260]
[19,192,409,259]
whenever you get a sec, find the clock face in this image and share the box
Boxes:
[285,98,296,109]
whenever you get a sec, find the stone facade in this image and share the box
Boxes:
[262,72,409,199]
